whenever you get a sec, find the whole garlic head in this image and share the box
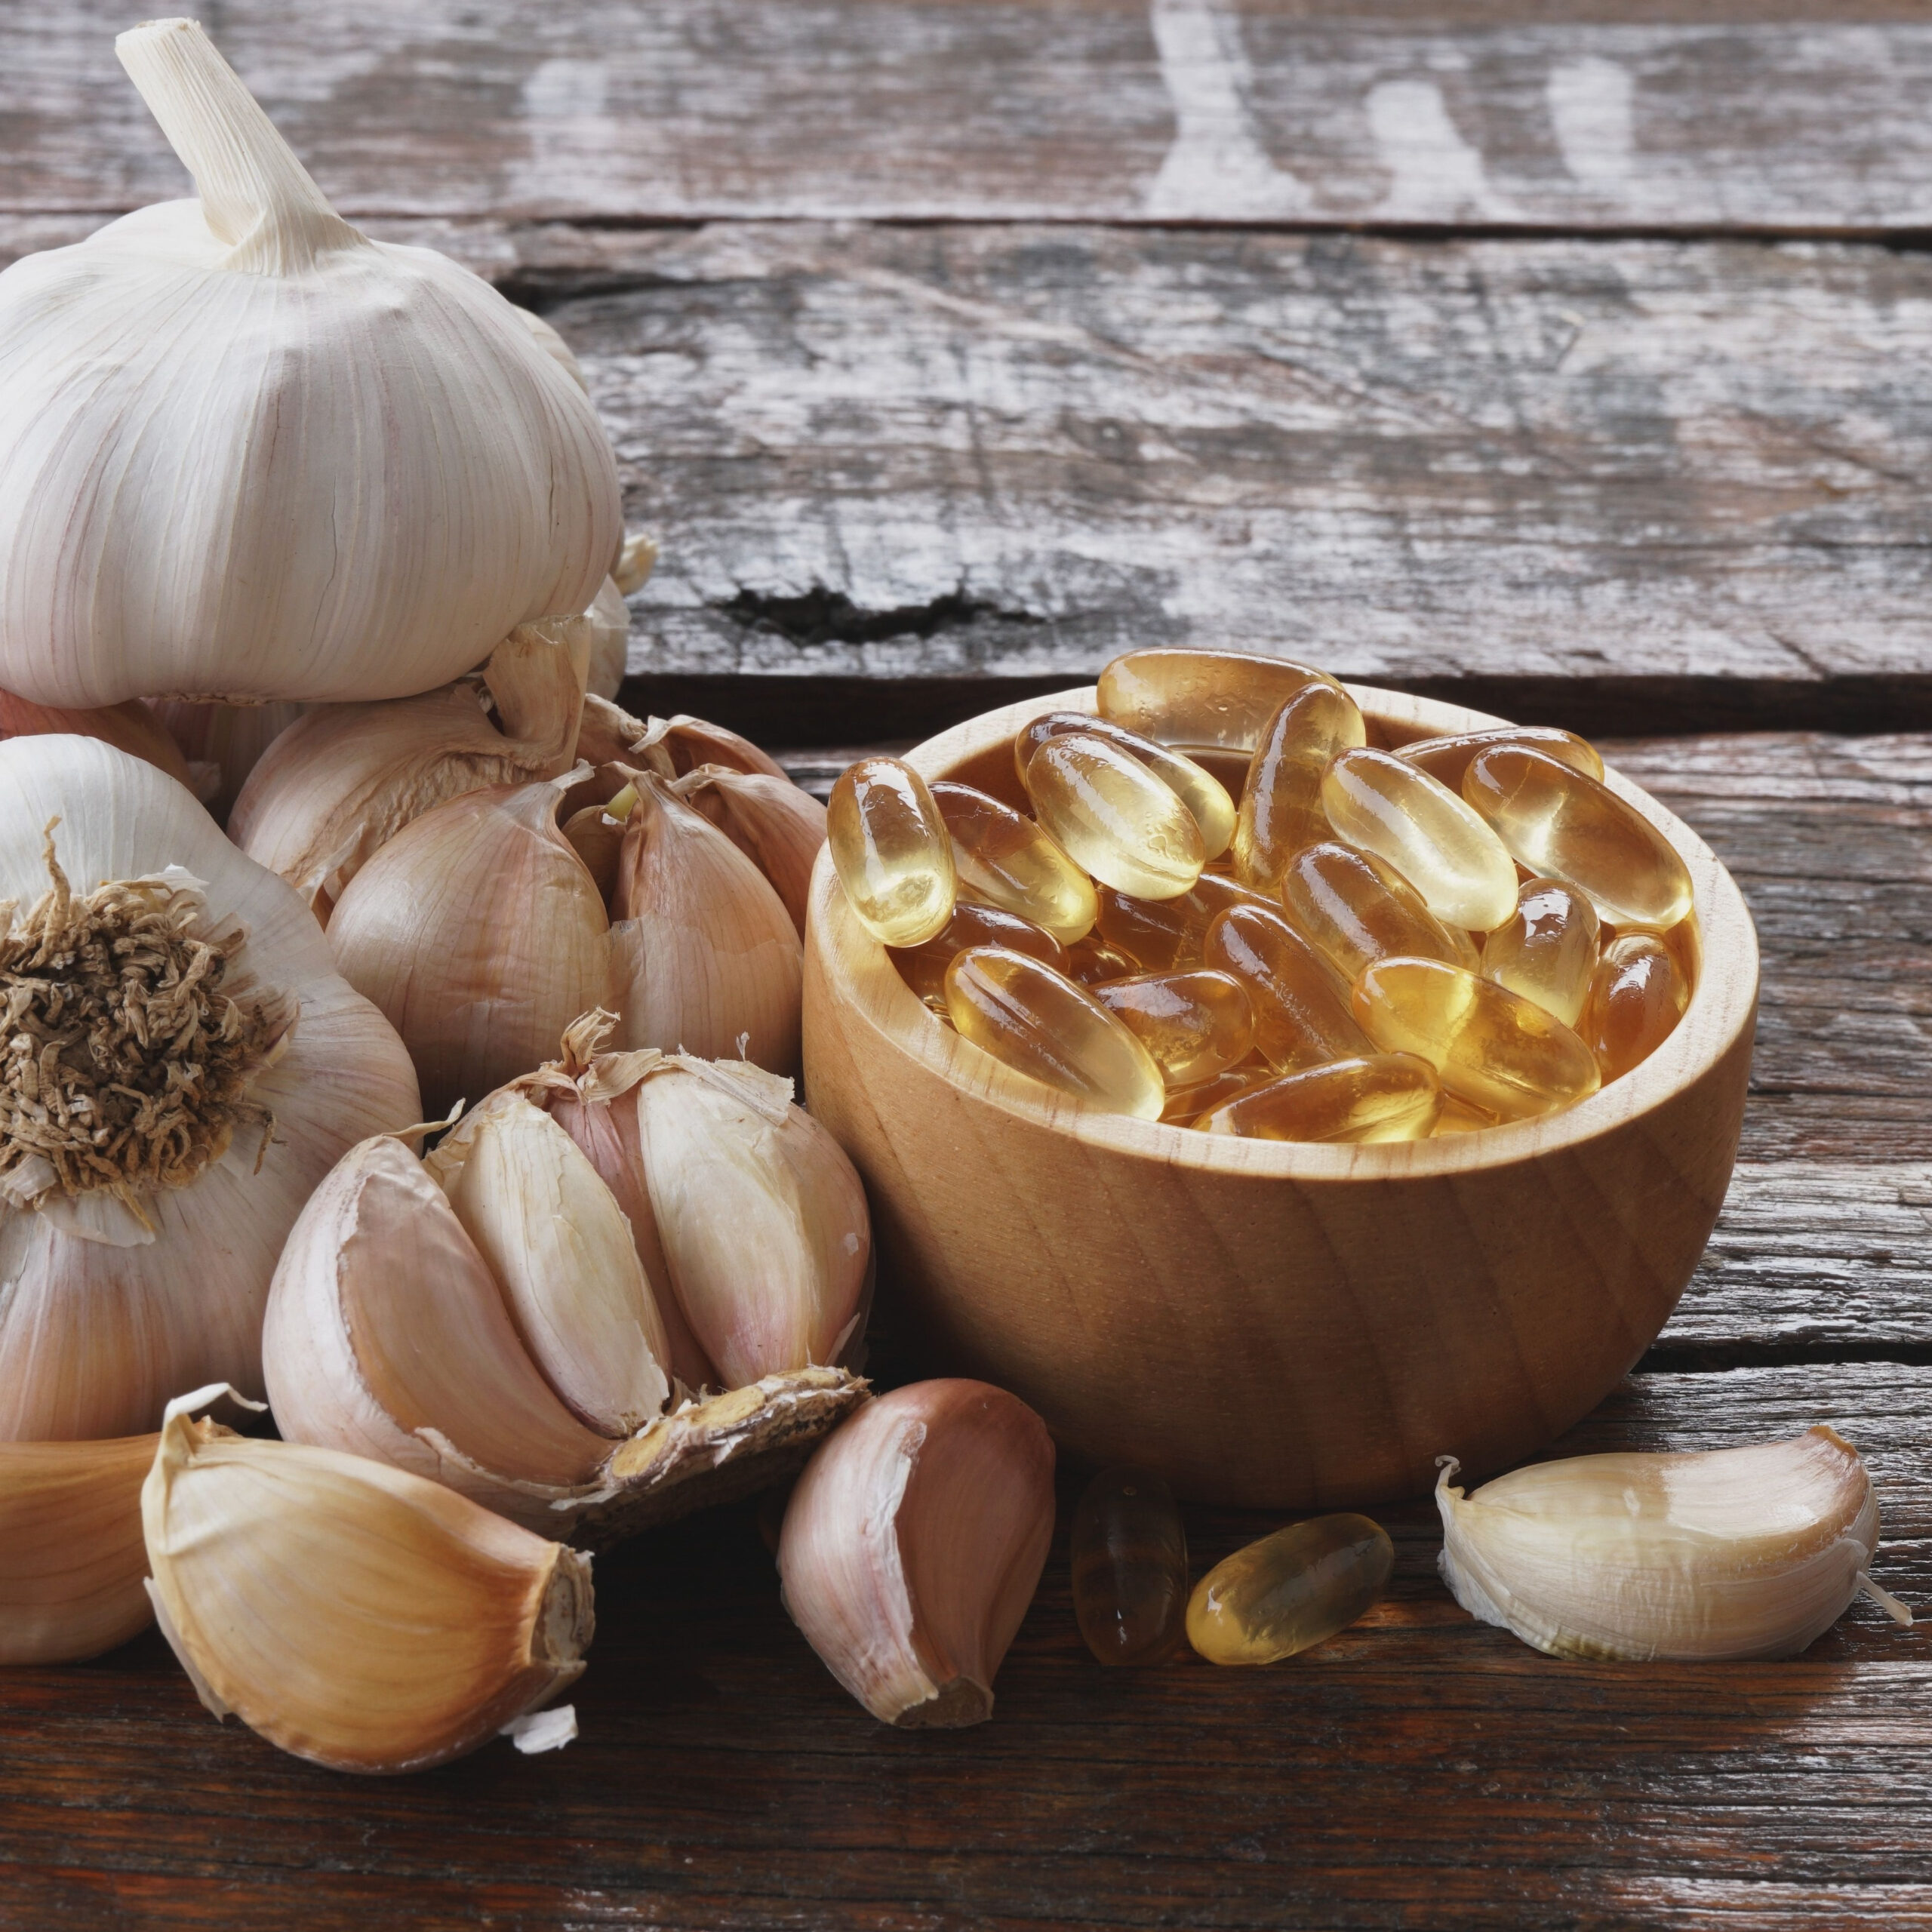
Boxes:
[0,20,620,708]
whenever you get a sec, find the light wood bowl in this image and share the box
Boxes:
[802,685,1758,1506]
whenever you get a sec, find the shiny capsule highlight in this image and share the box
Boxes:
[827,755,957,947]
[1024,731,1206,900]
[1098,648,1343,752]
[892,901,1065,1007]
[1203,901,1377,1072]
[1186,1514,1394,1666]
[931,780,1098,944]
[1584,931,1690,1081]
[1481,877,1601,1028]
[1396,724,1603,791]
[1094,874,1273,974]
[1281,841,1480,980]
[1232,683,1367,897]
[1071,1468,1189,1667]
[1017,713,1235,860]
[1093,968,1255,1088]
[1197,1055,1442,1143]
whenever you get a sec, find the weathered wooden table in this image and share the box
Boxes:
[6,4,1931,1925]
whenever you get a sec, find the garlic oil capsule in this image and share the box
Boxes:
[1396,725,1603,791]
[892,902,1066,1008]
[1321,748,1518,933]
[1583,932,1690,1081]
[945,946,1165,1118]
[1094,874,1273,974]
[1097,648,1340,751]
[1025,732,1207,900]
[1072,1468,1189,1667]
[1481,877,1601,1028]
[1281,841,1480,980]
[828,757,956,947]
[1353,958,1601,1122]
[1198,1056,1441,1144]
[1187,1514,1394,1666]
[930,780,1098,945]
[1203,902,1376,1072]
[1464,746,1694,931]
[1092,969,1255,1088]
[1159,1062,1274,1124]
[1232,684,1367,897]
[1015,714,1235,859]
[1062,937,1141,986]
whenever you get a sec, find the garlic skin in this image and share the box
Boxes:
[672,764,826,939]
[635,712,788,782]
[151,697,306,825]
[1436,1429,1912,1662]
[779,1380,1055,1727]
[0,691,195,790]
[584,577,631,703]
[0,21,619,708]
[0,737,420,1441]
[1,1433,156,1663]
[143,1388,592,1774]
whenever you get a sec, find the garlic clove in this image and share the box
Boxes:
[143,1388,592,1774]
[512,306,588,392]
[561,803,626,905]
[150,697,306,825]
[612,533,659,598]
[574,695,652,773]
[779,1380,1056,1727]
[1,1433,157,1663]
[634,713,789,783]
[584,577,630,702]
[671,764,827,940]
[0,691,196,791]
[1436,1429,1913,1662]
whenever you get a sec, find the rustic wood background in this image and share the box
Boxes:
[5,4,1930,1927]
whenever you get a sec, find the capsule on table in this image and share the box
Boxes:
[1232,683,1367,897]
[1015,712,1235,860]
[1186,1514,1394,1666]
[1352,956,1601,1122]
[1480,876,1601,1028]
[930,780,1098,944]
[1071,1468,1190,1666]
[944,945,1166,1119]
[1093,968,1255,1088]
[1094,873,1274,974]
[1024,731,1206,900]
[1097,648,1342,751]
[1159,1060,1275,1124]
[1464,746,1694,931]
[1280,841,1480,980]
[827,755,956,946]
[1396,724,1604,791]
[1197,1054,1442,1143]
[1203,901,1377,1072]
[892,901,1065,1006]
[1583,931,1690,1082]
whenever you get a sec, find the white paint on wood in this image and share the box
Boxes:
[1547,57,1637,199]
[1367,78,1517,223]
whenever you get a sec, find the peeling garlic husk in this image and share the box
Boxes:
[150,697,306,825]
[1436,1429,1913,1662]
[634,712,789,783]
[670,763,826,939]
[779,1380,1056,1727]
[143,1386,592,1774]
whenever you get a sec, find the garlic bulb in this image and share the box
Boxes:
[779,1380,1055,1727]
[143,1387,592,1773]
[0,690,195,790]
[150,697,306,824]
[0,20,619,707]
[635,712,789,782]
[1436,1430,1913,1662]
[0,737,420,1441]
[671,764,827,939]
[1,1432,156,1663]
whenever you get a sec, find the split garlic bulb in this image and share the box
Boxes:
[671,764,828,939]
[0,736,420,1441]
[0,20,619,707]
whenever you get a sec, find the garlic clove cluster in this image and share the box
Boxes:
[1436,1429,1913,1662]
[779,1380,1056,1727]
[634,712,790,783]
[670,764,827,939]
[143,1387,592,1774]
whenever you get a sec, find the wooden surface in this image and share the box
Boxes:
[5,2,1932,1927]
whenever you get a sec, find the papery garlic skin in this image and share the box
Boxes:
[672,764,826,940]
[779,1380,1054,1727]
[1436,1429,1909,1662]
[584,577,631,703]
[0,691,195,790]
[0,21,619,708]
[152,697,306,825]
[143,1390,592,1774]
[0,737,420,1441]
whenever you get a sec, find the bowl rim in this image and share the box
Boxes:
[806,681,1760,1177]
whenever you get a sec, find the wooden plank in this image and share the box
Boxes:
[11,2,1932,232]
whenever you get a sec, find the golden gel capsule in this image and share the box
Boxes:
[1432,1096,1498,1137]
[1160,1060,1273,1124]
[1321,747,1518,933]
[1015,713,1235,860]
[1186,1514,1394,1666]
[945,945,1165,1118]
[1480,876,1601,1028]
[931,780,1098,945]
[1232,683,1367,897]
[1071,1468,1189,1666]
[1203,902,1377,1072]
[1024,731,1206,900]
[1464,746,1694,931]
[1584,932,1690,1082]
[827,755,956,946]
[1062,936,1140,986]
[1281,841,1480,980]
[1198,1055,1442,1144]
[1396,724,1603,791]
[1093,968,1255,1088]
[1097,648,1342,751]
[1094,874,1272,974]
[892,901,1064,1007]
[1352,957,1601,1122]
[1171,744,1254,798]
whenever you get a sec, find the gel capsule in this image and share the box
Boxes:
[827,756,956,946]
[1203,901,1377,1072]
[1232,683,1367,897]
[1097,648,1342,751]
[1197,1055,1441,1143]
[1071,1468,1189,1666]
[945,946,1165,1118]
[1464,746,1694,931]
[931,780,1098,944]
[1321,747,1518,933]
[1186,1514,1394,1666]
[1171,744,1254,798]
[1431,1096,1498,1137]
[1160,1060,1274,1124]
[1280,841,1480,980]
[1094,874,1273,974]
[1583,931,1690,1081]
[892,901,1064,1007]
[1480,876,1600,1028]
[1024,731,1206,900]
[1093,969,1255,1088]
[1397,724,1603,791]
[1062,936,1140,986]
[1016,713,1235,860]
[1352,956,1601,1122]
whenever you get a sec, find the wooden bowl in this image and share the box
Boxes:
[801,685,1758,1506]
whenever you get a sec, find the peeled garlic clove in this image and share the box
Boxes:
[143,1389,592,1774]
[1436,1429,1912,1662]
[150,697,306,825]
[779,1380,1055,1727]
[1,1433,156,1663]
[584,577,630,703]
[613,533,659,598]
[672,764,826,940]
[635,712,789,782]
[0,691,196,791]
